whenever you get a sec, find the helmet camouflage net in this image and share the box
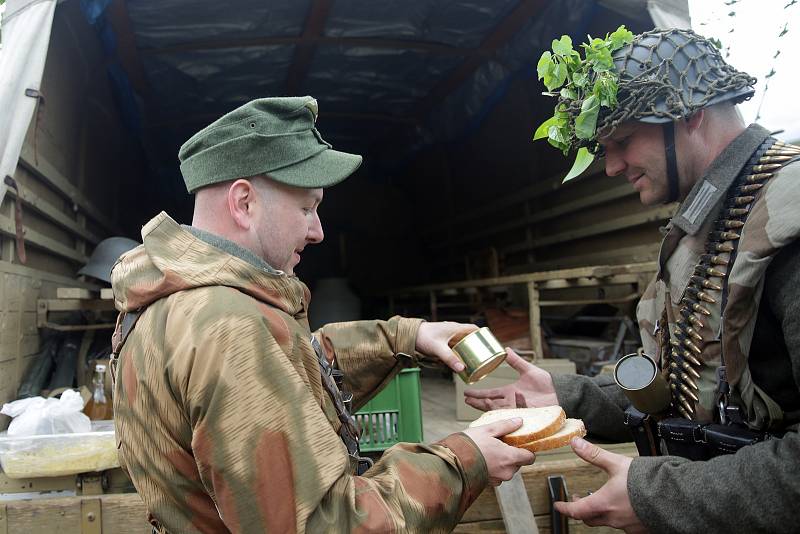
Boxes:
[595,28,756,145]
[535,27,757,181]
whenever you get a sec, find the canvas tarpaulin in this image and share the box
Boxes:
[0,0,58,206]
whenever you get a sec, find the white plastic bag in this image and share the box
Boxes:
[1,389,91,436]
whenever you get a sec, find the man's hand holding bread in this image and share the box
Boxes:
[463,347,645,533]
[461,418,535,487]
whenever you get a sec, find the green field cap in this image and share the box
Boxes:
[179,96,363,193]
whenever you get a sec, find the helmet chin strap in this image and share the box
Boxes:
[663,122,680,203]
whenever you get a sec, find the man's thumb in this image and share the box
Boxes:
[570,437,613,471]
[484,417,524,438]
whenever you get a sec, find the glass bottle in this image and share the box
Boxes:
[85,363,113,420]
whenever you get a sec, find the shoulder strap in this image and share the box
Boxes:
[311,335,373,475]
[109,309,144,385]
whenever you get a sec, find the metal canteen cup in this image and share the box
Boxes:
[614,352,671,415]
[450,327,507,384]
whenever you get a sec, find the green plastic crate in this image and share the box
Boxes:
[355,368,423,452]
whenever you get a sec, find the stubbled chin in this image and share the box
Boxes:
[638,191,662,206]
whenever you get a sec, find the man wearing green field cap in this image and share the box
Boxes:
[108,96,533,533]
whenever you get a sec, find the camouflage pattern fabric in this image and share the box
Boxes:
[110,212,488,533]
[637,125,800,429]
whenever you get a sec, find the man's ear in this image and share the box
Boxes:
[227,179,257,230]
[685,109,705,134]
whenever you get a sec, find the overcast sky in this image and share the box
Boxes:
[689,0,800,142]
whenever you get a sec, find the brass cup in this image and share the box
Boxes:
[450,327,506,384]
[613,352,671,415]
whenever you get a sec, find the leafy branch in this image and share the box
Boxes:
[534,25,634,182]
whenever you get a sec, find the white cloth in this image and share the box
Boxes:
[0,0,58,205]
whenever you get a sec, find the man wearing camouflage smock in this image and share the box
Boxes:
[465,29,800,532]
[110,97,534,533]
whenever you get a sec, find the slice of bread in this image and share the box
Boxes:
[468,406,566,446]
[518,418,586,452]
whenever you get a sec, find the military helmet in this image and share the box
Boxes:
[535,27,757,185]
[597,28,756,136]
[78,237,139,284]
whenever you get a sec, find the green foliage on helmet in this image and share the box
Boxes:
[534,27,756,183]
[534,26,634,181]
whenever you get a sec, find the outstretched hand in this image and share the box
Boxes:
[415,321,478,373]
[554,438,646,533]
[463,348,559,410]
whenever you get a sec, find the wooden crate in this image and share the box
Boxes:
[456,445,636,533]
[0,449,635,533]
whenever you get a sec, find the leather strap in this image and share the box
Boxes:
[3,175,27,264]
[311,336,373,475]
[663,122,680,203]
[109,309,143,386]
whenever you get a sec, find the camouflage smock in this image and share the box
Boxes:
[110,212,488,533]
[551,125,800,533]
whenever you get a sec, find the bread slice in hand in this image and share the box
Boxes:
[518,418,586,452]
[468,405,566,446]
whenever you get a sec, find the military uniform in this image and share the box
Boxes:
[111,212,487,533]
[552,125,800,532]
[110,96,490,533]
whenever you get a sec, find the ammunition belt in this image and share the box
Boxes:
[666,139,800,419]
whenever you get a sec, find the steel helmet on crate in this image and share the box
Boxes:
[78,237,140,284]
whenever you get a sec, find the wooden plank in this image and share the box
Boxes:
[503,205,675,255]
[386,262,657,295]
[57,288,96,300]
[100,288,114,300]
[494,471,538,534]
[39,299,116,313]
[80,499,101,534]
[527,282,542,359]
[0,454,634,533]
[454,517,621,534]
[425,173,563,238]
[433,183,636,249]
[536,274,640,290]
[538,293,640,307]
[4,184,101,246]
[0,260,97,289]
[0,214,87,264]
[17,146,122,236]
[2,493,150,534]
[515,243,661,273]
[460,456,636,524]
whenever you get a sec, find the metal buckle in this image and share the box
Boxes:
[724,405,744,425]
[693,424,707,444]
[718,398,728,425]
[355,456,374,476]
[341,391,353,412]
